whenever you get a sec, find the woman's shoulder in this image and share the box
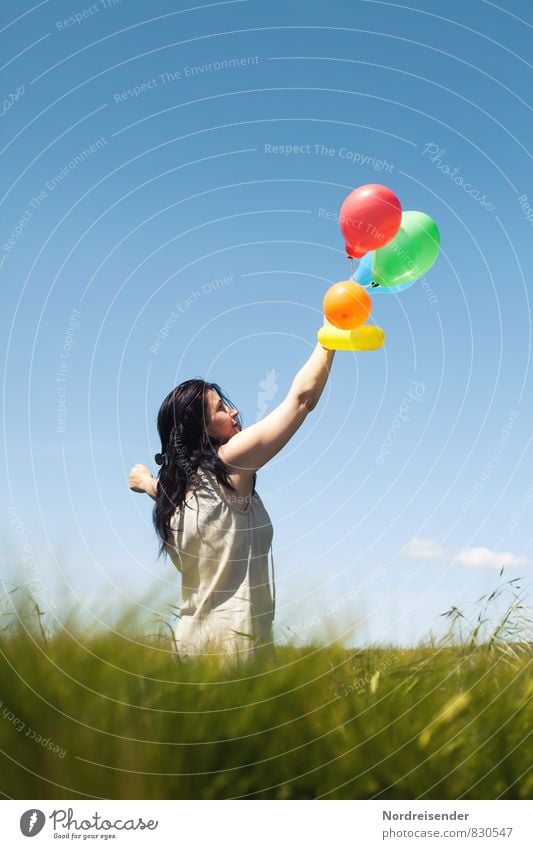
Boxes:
[185,465,256,504]
[184,466,225,502]
[184,467,208,498]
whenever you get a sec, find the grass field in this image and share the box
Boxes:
[0,577,531,800]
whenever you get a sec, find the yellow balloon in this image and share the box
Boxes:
[317,322,385,351]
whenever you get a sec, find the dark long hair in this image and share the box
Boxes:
[153,378,255,557]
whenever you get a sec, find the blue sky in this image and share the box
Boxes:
[1,0,532,646]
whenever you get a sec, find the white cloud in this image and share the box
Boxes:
[454,547,527,571]
[401,537,447,560]
[401,537,528,571]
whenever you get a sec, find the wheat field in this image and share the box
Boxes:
[0,576,531,800]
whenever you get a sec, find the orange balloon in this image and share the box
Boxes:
[322,281,372,330]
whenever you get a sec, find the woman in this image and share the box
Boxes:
[129,341,335,665]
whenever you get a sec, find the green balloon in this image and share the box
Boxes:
[372,211,440,288]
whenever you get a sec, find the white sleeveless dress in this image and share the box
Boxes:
[167,467,275,664]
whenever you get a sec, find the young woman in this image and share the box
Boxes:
[129,341,335,664]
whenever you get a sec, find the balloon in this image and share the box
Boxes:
[357,251,419,293]
[340,184,402,259]
[323,281,372,330]
[355,252,374,286]
[372,211,440,288]
[318,322,385,352]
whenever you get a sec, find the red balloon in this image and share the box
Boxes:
[339,184,402,259]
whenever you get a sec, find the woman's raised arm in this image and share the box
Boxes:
[218,342,335,474]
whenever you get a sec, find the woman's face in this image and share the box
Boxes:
[204,389,240,443]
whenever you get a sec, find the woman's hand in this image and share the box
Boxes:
[128,464,154,494]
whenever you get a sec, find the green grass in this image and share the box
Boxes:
[0,581,531,800]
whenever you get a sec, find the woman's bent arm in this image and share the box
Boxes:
[129,464,157,499]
